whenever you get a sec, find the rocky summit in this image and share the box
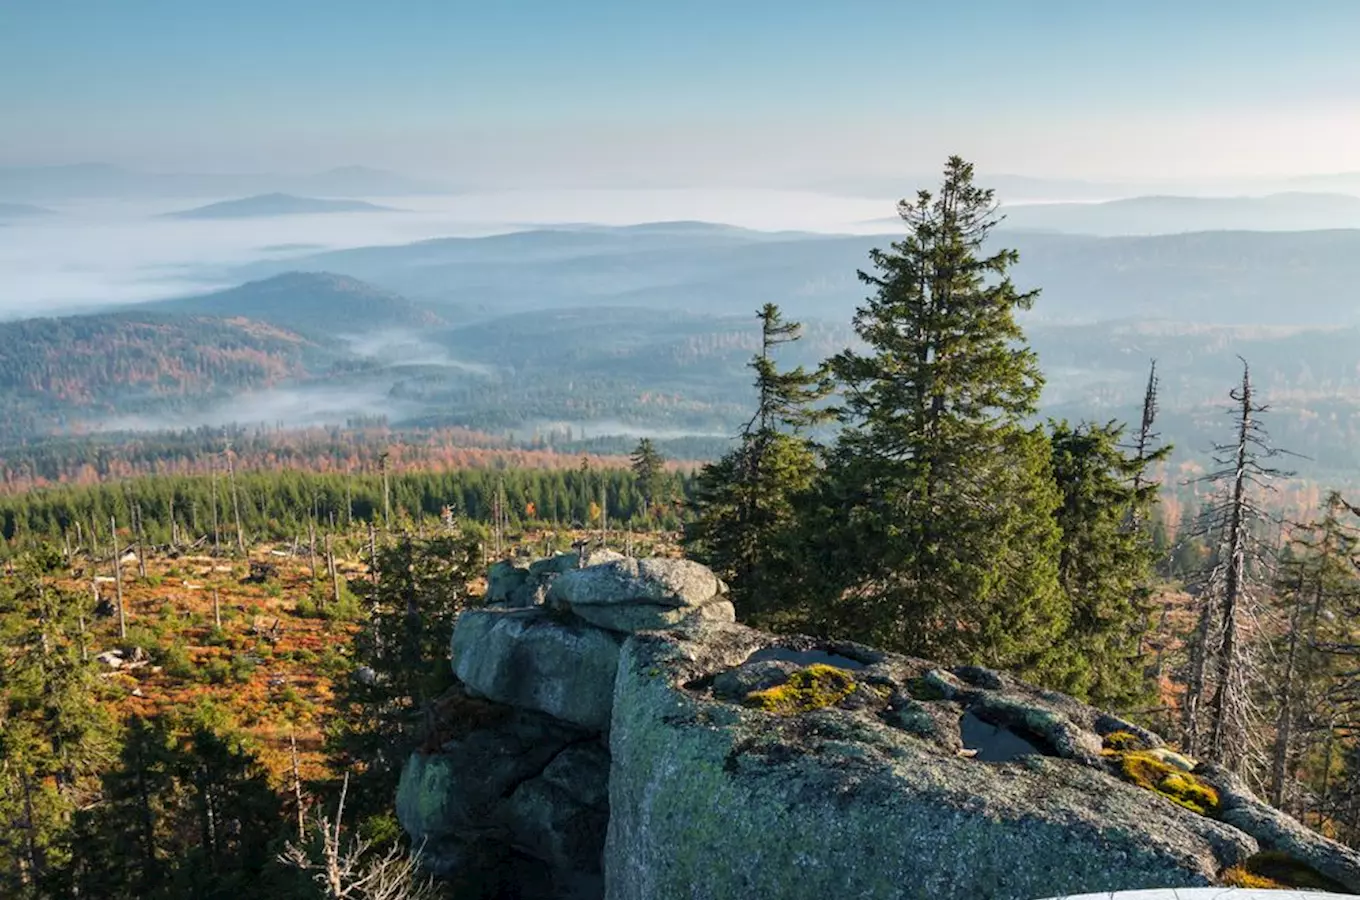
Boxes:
[397,553,1360,899]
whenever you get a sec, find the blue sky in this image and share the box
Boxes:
[3,0,1358,183]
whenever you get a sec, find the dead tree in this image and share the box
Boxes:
[290,729,306,844]
[110,516,127,640]
[210,452,222,555]
[1131,359,1163,528]
[1182,359,1292,776]
[278,773,438,900]
[368,521,380,588]
[380,451,392,532]
[133,502,148,579]
[226,442,245,555]
[326,532,341,607]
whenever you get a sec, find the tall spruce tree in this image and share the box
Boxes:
[629,438,666,519]
[814,156,1066,673]
[1046,419,1168,707]
[685,303,831,626]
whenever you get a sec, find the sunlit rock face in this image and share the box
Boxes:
[398,554,1360,900]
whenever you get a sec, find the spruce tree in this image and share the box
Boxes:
[815,156,1065,673]
[0,546,117,898]
[685,303,831,626]
[629,438,666,518]
[327,532,479,825]
[1046,419,1167,706]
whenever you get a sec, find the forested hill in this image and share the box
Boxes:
[162,192,396,218]
[141,271,445,337]
[0,312,347,439]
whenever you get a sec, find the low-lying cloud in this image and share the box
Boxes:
[91,381,421,433]
[0,190,893,319]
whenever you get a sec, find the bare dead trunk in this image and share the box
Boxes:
[111,516,127,640]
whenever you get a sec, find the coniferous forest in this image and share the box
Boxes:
[3,159,1360,898]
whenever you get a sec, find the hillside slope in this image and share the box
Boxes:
[0,312,341,439]
[144,272,445,337]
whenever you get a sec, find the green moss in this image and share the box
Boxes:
[744,664,856,716]
[1221,851,1351,893]
[1116,751,1219,815]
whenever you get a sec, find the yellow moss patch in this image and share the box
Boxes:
[1220,866,1287,890]
[1221,851,1350,893]
[744,664,857,716]
[1117,751,1220,815]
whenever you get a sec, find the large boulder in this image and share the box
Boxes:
[452,608,622,731]
[604,622,1262,900]
[487,550,628,608]
[547,557,729,633]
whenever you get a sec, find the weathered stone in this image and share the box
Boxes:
[533,549,625,577]
[491,550,630,608]
[547,557,723,613]
[486,558,533,604]
[541,742,612,810]
[396,706,588,873]
[504,743,611,873]
[712,659,802,701]
[570,596,735,634]
[452,608,622,731]
[605,622,1259,900]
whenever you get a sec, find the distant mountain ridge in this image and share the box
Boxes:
[163,193,397,219]
[142,272,444,336]
[0,163,453,201]
[0,202,55,219]
[999,192,1360,235]
[227,221,1360,327]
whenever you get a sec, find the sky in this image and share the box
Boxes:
[3,0,1360,185]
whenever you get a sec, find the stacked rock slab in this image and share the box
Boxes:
[397,554,734,899]
[400,555,1360,900]
[606,622,1360,900]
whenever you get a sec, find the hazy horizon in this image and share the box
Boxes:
[4,1,1359,190]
